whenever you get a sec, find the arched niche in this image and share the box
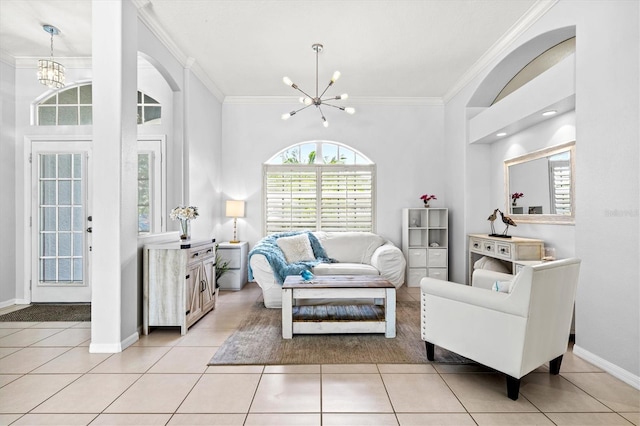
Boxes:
[468,26,576,108]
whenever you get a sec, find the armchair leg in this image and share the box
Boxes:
[425,342,435,361]
[549,355,563,375]
[506,376,521,400]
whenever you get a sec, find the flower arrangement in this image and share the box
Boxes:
[170,205,199,240]
[170,205,199,221]
[511,192,524,206]
[420,193,437,207]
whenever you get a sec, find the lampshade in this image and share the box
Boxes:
[226,200,245,218]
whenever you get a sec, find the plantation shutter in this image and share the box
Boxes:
[264,164,375,234]
[265,166,317,233]
[549,160,571,215]
[320,167,373,231]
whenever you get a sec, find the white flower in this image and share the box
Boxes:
[170,205,199,221]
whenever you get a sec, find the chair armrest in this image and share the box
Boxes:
[370,242,406,287]
[472,269,514,290]
[420,277,527,317]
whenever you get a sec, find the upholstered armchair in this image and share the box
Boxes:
[420,258,581,400]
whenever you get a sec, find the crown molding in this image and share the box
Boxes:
[134,0,225,102]
[0,50,15,66]
[13,57,92,69]
[224,96,443,106]
[443,0,558,103]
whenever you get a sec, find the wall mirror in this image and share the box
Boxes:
[504,141,575,224]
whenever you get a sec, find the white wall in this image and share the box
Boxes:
[571,0,639,383]
[0,59,16,306]
[220,101,445,248]
[186,70,223,240]
[445,0,639,384]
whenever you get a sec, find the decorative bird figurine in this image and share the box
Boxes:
[487,209,499,235]
[499,209,517,236]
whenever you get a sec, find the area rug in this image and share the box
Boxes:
[0,304,91,322]
[209,301,470,365]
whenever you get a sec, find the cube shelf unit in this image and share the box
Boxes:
[402,208,449,287]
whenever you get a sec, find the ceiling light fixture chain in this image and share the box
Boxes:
[37,24,65,89]
[281,43,355,128]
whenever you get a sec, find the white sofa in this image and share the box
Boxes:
[249,231,406,308]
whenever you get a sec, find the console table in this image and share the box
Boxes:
[468,234,544,284]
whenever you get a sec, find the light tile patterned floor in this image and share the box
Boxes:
[0,283,638,425]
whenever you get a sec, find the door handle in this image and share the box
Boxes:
[86,227,92,233]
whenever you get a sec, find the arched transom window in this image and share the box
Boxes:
[36,83,161,125]
[264,141,376,234]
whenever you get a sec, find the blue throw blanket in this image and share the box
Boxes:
[248,231,336,284]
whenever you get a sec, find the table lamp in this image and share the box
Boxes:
[226,200,245,243]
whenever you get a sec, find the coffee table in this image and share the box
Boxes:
[282,275,396,339]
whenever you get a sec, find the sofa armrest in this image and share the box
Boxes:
[472,269,514,290]
[370,242,406,288]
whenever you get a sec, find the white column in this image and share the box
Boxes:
[90,0,139,352]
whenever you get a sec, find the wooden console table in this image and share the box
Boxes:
[468,234,544,284]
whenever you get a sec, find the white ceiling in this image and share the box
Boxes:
[0,0,547,100]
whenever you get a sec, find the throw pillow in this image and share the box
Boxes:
[474,256,511,274]
[276,233,315,263]
[492,280,513,293]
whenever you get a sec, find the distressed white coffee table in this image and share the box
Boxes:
[282,275,396,339]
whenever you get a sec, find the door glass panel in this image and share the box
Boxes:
[38,153,84,284]
[58,181,71,204]
[58,233,71,256]
[42,181,56,204]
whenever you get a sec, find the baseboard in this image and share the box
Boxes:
[0,299,17,309]
[573,344,640,390]
[89,331,140,353]
[121,331,139,351]
[0,299,31,309]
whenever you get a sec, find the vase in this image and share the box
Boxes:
[424,202,430,208]
[512,201,517,207]
[179,219,191,240]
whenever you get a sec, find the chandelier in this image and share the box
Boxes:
[38,25,65,89]
[281,44,355,127]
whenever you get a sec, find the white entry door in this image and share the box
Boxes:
[31,141,92,303]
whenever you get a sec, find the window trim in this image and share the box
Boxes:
[137,137,167,235]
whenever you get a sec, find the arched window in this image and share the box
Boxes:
[264,141,376,233]
[36,84,162,125]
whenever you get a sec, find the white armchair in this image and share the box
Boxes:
[420,258,581,400]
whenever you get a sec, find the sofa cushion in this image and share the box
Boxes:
[313,263,379,276]
[474,256,511,274]
[276,233,315,263]
[316,232,385,264]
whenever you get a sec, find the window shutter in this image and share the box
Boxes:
[320,167,373,232]
[550,160,571,215]
[264,164,375,234]
[265,167,317,233]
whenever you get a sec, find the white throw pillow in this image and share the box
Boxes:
[474,256,511,274]
[276,234,315,263]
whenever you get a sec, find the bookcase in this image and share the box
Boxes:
[402,208,448,287]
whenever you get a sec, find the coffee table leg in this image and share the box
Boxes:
[385,288,396,338]
[282,288,293,339]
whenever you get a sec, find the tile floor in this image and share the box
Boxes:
[0,284,638,425]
